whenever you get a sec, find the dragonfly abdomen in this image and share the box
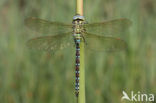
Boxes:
[75,37,81,97]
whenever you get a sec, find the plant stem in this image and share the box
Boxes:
[76,0,83,15]
[79,42,85,103]
[76,0,86,103]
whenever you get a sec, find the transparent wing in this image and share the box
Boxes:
[85,18,132,37]
[25,17,72,35]
[84,33,127,52]
[27,32,73,51]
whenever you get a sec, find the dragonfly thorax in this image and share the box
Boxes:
[72,20,85,38]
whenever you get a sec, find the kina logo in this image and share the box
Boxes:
[121,91,155,102]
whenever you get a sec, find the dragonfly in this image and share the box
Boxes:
[25,15,131,98]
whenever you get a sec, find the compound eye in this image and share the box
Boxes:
[73,15,85,21]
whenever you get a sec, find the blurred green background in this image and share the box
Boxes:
[0,0,156,103]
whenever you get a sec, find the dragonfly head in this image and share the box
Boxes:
[73,15,85,21]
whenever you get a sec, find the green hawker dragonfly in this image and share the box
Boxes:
[25,15,131,52]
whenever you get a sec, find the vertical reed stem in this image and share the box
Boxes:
[76,0,85,103]
[76,0,83,15]
[79,42,85,103]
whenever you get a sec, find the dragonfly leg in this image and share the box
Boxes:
[81,35,87,45]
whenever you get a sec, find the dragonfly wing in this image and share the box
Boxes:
[85,18,132,37]
[84,32,127,52]
[25,17,72,35]
[27,32,73,51]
